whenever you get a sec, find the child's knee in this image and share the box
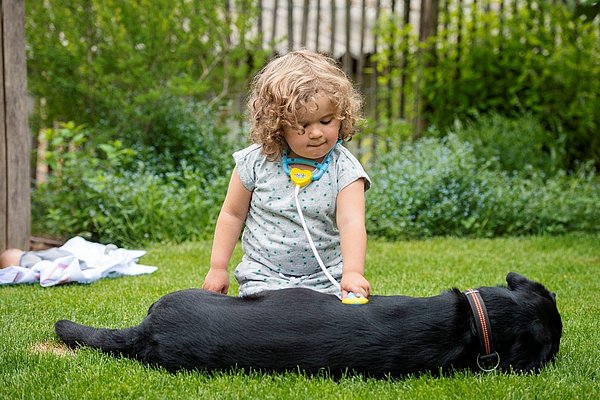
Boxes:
[0,248,24,268]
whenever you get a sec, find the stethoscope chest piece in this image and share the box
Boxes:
[290,168,313,187]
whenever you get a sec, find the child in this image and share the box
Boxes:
[202,50,371,300]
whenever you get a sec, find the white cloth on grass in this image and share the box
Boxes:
[0,236,157,287]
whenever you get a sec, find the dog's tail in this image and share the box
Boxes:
[55,319,143,358]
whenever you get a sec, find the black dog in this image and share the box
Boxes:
[55,272,561,377]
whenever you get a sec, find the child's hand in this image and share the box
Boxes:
[341,271,371,300]
[202,269,229,294]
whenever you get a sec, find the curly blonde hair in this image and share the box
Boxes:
[247,50,363,160]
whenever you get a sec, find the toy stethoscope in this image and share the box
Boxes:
[282,140,368,305]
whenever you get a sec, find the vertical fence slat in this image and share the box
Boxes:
[330,1,336,55]
[258,1,264,46]
[0,3,5,251]
[287,0,294,50]
[413,0,440,137]
[315,0,321,49]
[386,0,397,133]
[343,0,352,74]
[301,0,309,47]
[400,0,411,120]
[370,0,382,121]
[457,0,464,79]
[271,0,279,45]
[356,0,367,158]
[356,0,367,91]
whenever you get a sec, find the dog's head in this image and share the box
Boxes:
[479,272,562,373]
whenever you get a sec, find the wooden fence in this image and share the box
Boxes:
[253,0,449,128]
[250,0,588,149]
[1,0,30,252]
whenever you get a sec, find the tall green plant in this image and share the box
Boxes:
[419,2,600,168]
[25,0,267,144]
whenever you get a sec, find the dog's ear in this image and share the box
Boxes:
[506,272,557,304]
[506,272,531,291]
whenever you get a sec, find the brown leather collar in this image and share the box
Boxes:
[464,289,500,371]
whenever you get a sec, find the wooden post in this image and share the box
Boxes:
[1,0,30,252]
[412,0,439,138]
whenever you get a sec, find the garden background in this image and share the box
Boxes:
[24,0,599,245]
[2,1,599,398]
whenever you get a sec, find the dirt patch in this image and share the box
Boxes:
[30,341,74,357]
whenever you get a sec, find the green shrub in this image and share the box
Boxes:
[26,1,267,138]
[449,113,566,175]
[366,135,600,239]
[418,2,600,168]
[34,167,228,247]
[490,165,600,236]
[32,122,231,246]
[367,136,496,238]
[124,96,234,177]
[33,123,600,245]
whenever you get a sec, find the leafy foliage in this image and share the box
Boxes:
[24,2,600,244]
[32,122,231,246]
[32,122,600,245]
[25,0,267,147]
[448,113,566,175]
[419,2,600,168]
[123,96,235,176]
[366,135,600,239]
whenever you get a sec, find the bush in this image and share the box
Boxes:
[366,135,600,239]
[33,123,600,245]
[419,2,600,169]
[32,122,231,246]
[449,113,566,175]
[26,1,267,137]
[123,96,234,177]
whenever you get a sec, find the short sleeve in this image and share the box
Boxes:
[335,146,371,192]
[233,144,263,191]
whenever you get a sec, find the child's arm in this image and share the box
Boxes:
[336,178,371,299]
[202,167,252,294]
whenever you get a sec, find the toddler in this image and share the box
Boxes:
[202,50,371,300]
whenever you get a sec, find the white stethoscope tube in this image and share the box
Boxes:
[293,185,342,296]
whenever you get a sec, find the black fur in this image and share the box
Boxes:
[55,272,562,376]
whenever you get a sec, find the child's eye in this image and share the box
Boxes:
[321,119,332,125]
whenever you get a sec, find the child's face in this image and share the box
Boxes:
[283,94,341,161]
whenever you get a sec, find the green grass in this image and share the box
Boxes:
[1,235,598,399]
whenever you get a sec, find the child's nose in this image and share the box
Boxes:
[306,125,323,139]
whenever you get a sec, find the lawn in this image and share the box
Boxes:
[1,235,598,399]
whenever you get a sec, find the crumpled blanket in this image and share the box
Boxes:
[0,236,157,287]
